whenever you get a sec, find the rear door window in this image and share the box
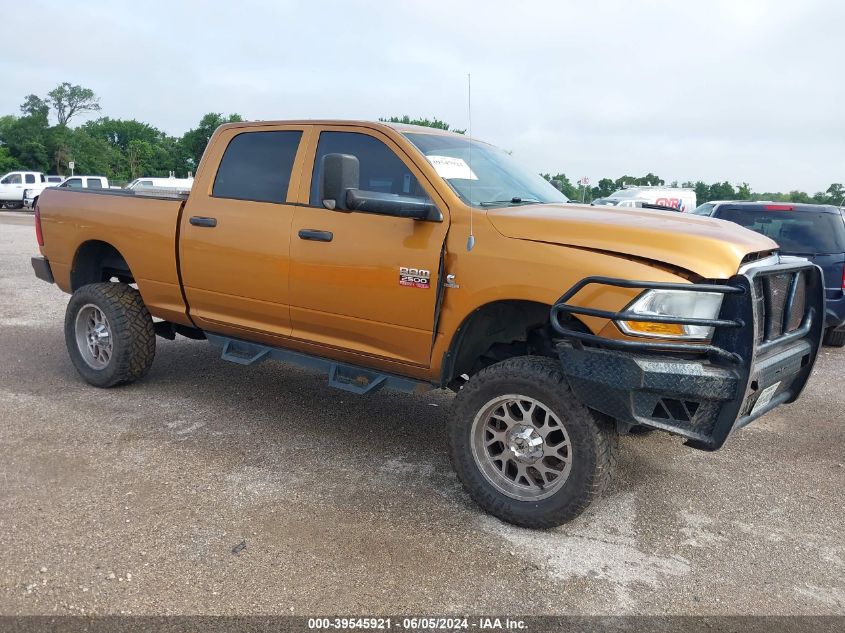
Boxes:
[87,178,104,189]
[25,174,35,184]
[717,207,845,254]
[213,130,303,203]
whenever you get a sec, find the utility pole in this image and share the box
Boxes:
[579,176,590,203]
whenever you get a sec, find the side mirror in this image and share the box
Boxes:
[320,153,360,211]
[346,189,441,221]
[320,152,442,221]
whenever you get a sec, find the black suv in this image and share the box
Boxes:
[694,201,845,346]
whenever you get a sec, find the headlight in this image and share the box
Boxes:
[618,289,724,340]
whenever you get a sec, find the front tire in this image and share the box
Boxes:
[447,356,617,528]
[823,327,845,348]
[64,283,156,387]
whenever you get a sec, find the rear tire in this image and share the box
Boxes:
[823,327,845,348]
[447,356,617,528]
[64,283,156,387]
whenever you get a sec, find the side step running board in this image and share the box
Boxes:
[207,333,431,396]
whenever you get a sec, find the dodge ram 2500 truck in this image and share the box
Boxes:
[31,120,825,528]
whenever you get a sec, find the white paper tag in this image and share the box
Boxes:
[750,381,780,416]
[425,155,478,180]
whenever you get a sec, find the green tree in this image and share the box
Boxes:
[708,181,737,201]
[692,181,710,203]
[180,112,243,170]
[66,129,115,177]
[590,178,616,199]
[541,173,579,199]
[379,115,465,134]
[47,82,101,126]
[824,183,844,205]
[0,146,22,172]
[736,182,752,200]
[126,139,155,179]
[20,95,49,120]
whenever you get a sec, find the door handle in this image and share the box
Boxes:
[190,216,217,228]
[298,229,333,242]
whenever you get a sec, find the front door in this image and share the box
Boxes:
[289,127,449,366]
[179,125,307,338]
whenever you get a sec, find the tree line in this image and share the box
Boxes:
[542,172,844,206]
[1,91,841,204]
[0,83,241,184]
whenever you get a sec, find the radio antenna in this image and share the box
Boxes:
[466,73,475,252]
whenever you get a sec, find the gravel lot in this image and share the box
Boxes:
[0,210,843,616]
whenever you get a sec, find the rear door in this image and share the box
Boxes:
[179,125,309,337]
[288,126,450,366]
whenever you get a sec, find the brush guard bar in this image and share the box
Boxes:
[549,259,825,450]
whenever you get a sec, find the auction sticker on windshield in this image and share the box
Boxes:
[425,155,478,180]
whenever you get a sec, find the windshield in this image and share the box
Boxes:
[404,133,568,207]
[717,207,845,254]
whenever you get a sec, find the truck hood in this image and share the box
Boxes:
[486,204,777,279]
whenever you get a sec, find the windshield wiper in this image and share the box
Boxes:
[479,197,543,207]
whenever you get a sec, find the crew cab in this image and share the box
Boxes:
[30,120,825,528]
[0,171,61,209]
[694,201,845,347]
[24,175,109,209]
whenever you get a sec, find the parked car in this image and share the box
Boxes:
[694,201,845,346]
[30,119,825,528]
[593,186,697,212]
[0,171,61,209]
[126,176,194,191]
[24,176,109,209]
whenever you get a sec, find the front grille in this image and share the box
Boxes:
[753,270,806,344]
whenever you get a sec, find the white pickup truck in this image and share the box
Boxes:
[0,171,62,209]
[24,175,110,209]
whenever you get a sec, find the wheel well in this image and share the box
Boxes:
[71,240,134,291]
[441,300,587,389]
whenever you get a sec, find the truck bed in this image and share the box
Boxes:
[37,187,191,326]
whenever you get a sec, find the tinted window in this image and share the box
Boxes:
[87,179,104,189]
[717,207,845,254]
[310,131,429,206]
[25,174,35,184]
[213,130,302,203]
[47,176,62,182]
[40,174,46,182]
[62,178,83,188]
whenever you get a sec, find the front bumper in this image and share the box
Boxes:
[31,256,54,284]
[550,257,825,450]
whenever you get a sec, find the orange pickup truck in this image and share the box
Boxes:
[31,120,825,527]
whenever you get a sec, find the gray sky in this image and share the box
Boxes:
[3,0,843,193]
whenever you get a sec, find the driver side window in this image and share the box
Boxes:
[309,131,430,207]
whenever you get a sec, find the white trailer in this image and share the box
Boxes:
[594,186,697,212]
